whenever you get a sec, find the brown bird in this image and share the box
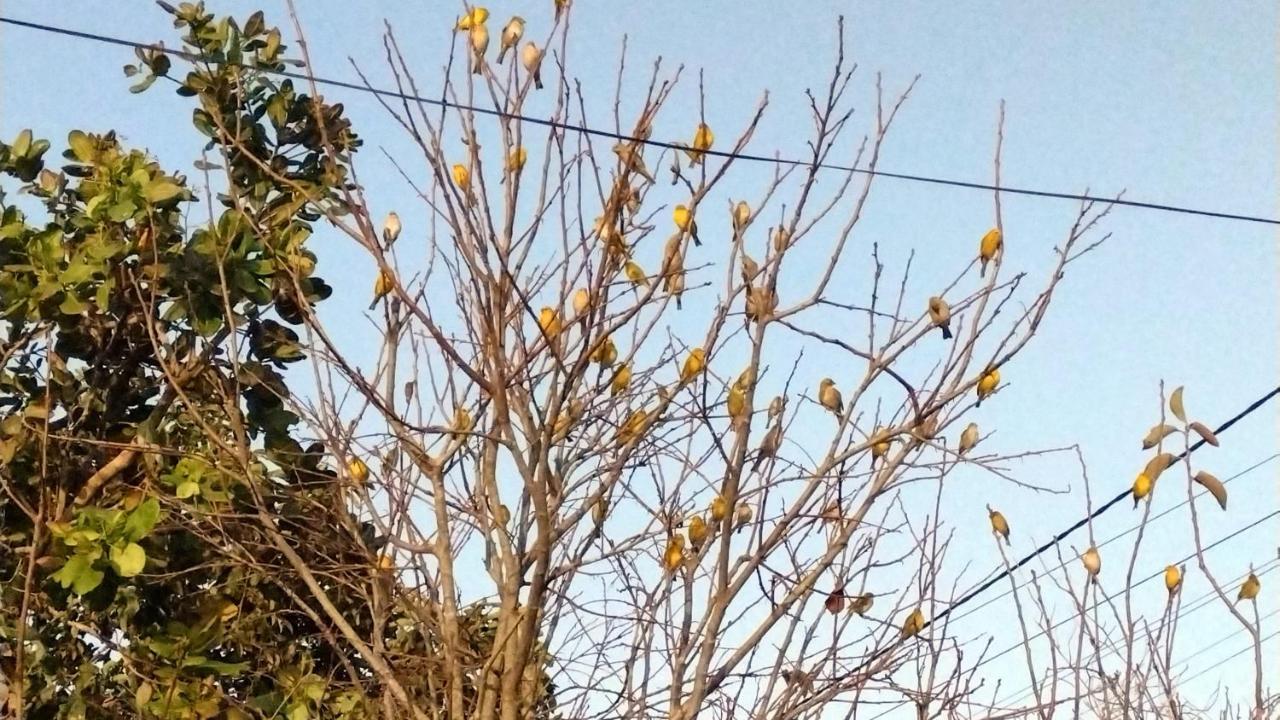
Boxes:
[927,296,953,339]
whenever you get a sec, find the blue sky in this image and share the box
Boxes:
[3,0,1276,715]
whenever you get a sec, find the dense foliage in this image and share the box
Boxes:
[0,5,554,718]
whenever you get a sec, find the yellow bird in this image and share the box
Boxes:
[452,406,473,434]
[727,384,747,424]
[870,428,891,464]
[615,408,647,446]
[591,336,618,367]
[1082,546,1102,581]
[521,42,544,90]
[537,306,561,338]
[506,145,527,174]
[987,504,1010,545]
[958,422,979,455]
[1164,564,1182,595]
[732,200,750,235]
[673,204,701,246]
[382,211,401,247]
[1131,472,1153,508]
[680,347,706,384]
[688,515,709,548]
[610,364,632,396]
[901,608,925,638]
[469,24,489,75]
[452,163,471,190]
[662,534,685,570]
[624,260,648,287]
[976,367,1000,406]
[849,592,875,616]
[710,494,729,522]
[686,122,714,165]
[927,296,952,339]
[496,16,524,65]
[733,501,753,531]
[572,287,590,316]
[377,554,396,571]
[455,6,489,30]
[369,268,395,310]
[347,457,369,485]
[818,378,843,416]
[1237,571,1260,603]
[979,227,1002,277]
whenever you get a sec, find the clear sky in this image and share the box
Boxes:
[3,1,1277,715]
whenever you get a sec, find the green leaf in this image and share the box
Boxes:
[124,498,161,541]
[74,564,105,595]
[68,130,94,162]
[129,75,158,94]
[110,542,146,577]
[59,293,88,316]
[144,179,184,204]
[54,554,91,589]
[12,129,33,157]
[175,480,200,499]
[107,199,138,222]
[96,276,116,310]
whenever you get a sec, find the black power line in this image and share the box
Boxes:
[835,384,1279,693]
[3,14,1280,227]
[928,385,1280,635]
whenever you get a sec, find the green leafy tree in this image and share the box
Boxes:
[0,5,554,719]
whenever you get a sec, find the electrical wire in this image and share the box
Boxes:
[2,15,1279,227]
[944,452,1280,629]
[926,386,1280,635]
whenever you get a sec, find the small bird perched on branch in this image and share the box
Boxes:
[818,378,843,416]
[979,227,1002,276]
[987,504,1010,545]
[927,296,952,339]
[382,211,401,247]
[497,16,524,64]
[521,42,544,89]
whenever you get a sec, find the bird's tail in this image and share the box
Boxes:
[497,47,509,65]
[534,72,544,90]
[368,298,379,311]
[941,326,953,340]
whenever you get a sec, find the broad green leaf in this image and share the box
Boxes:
[110,542,147,577]
[68,130,94,162]
[144,179,184,204]
[54,554,91,589]
[73,564,105,595]
[124,498,161,541]
[176,480,200,499]
[12,129,33,157]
